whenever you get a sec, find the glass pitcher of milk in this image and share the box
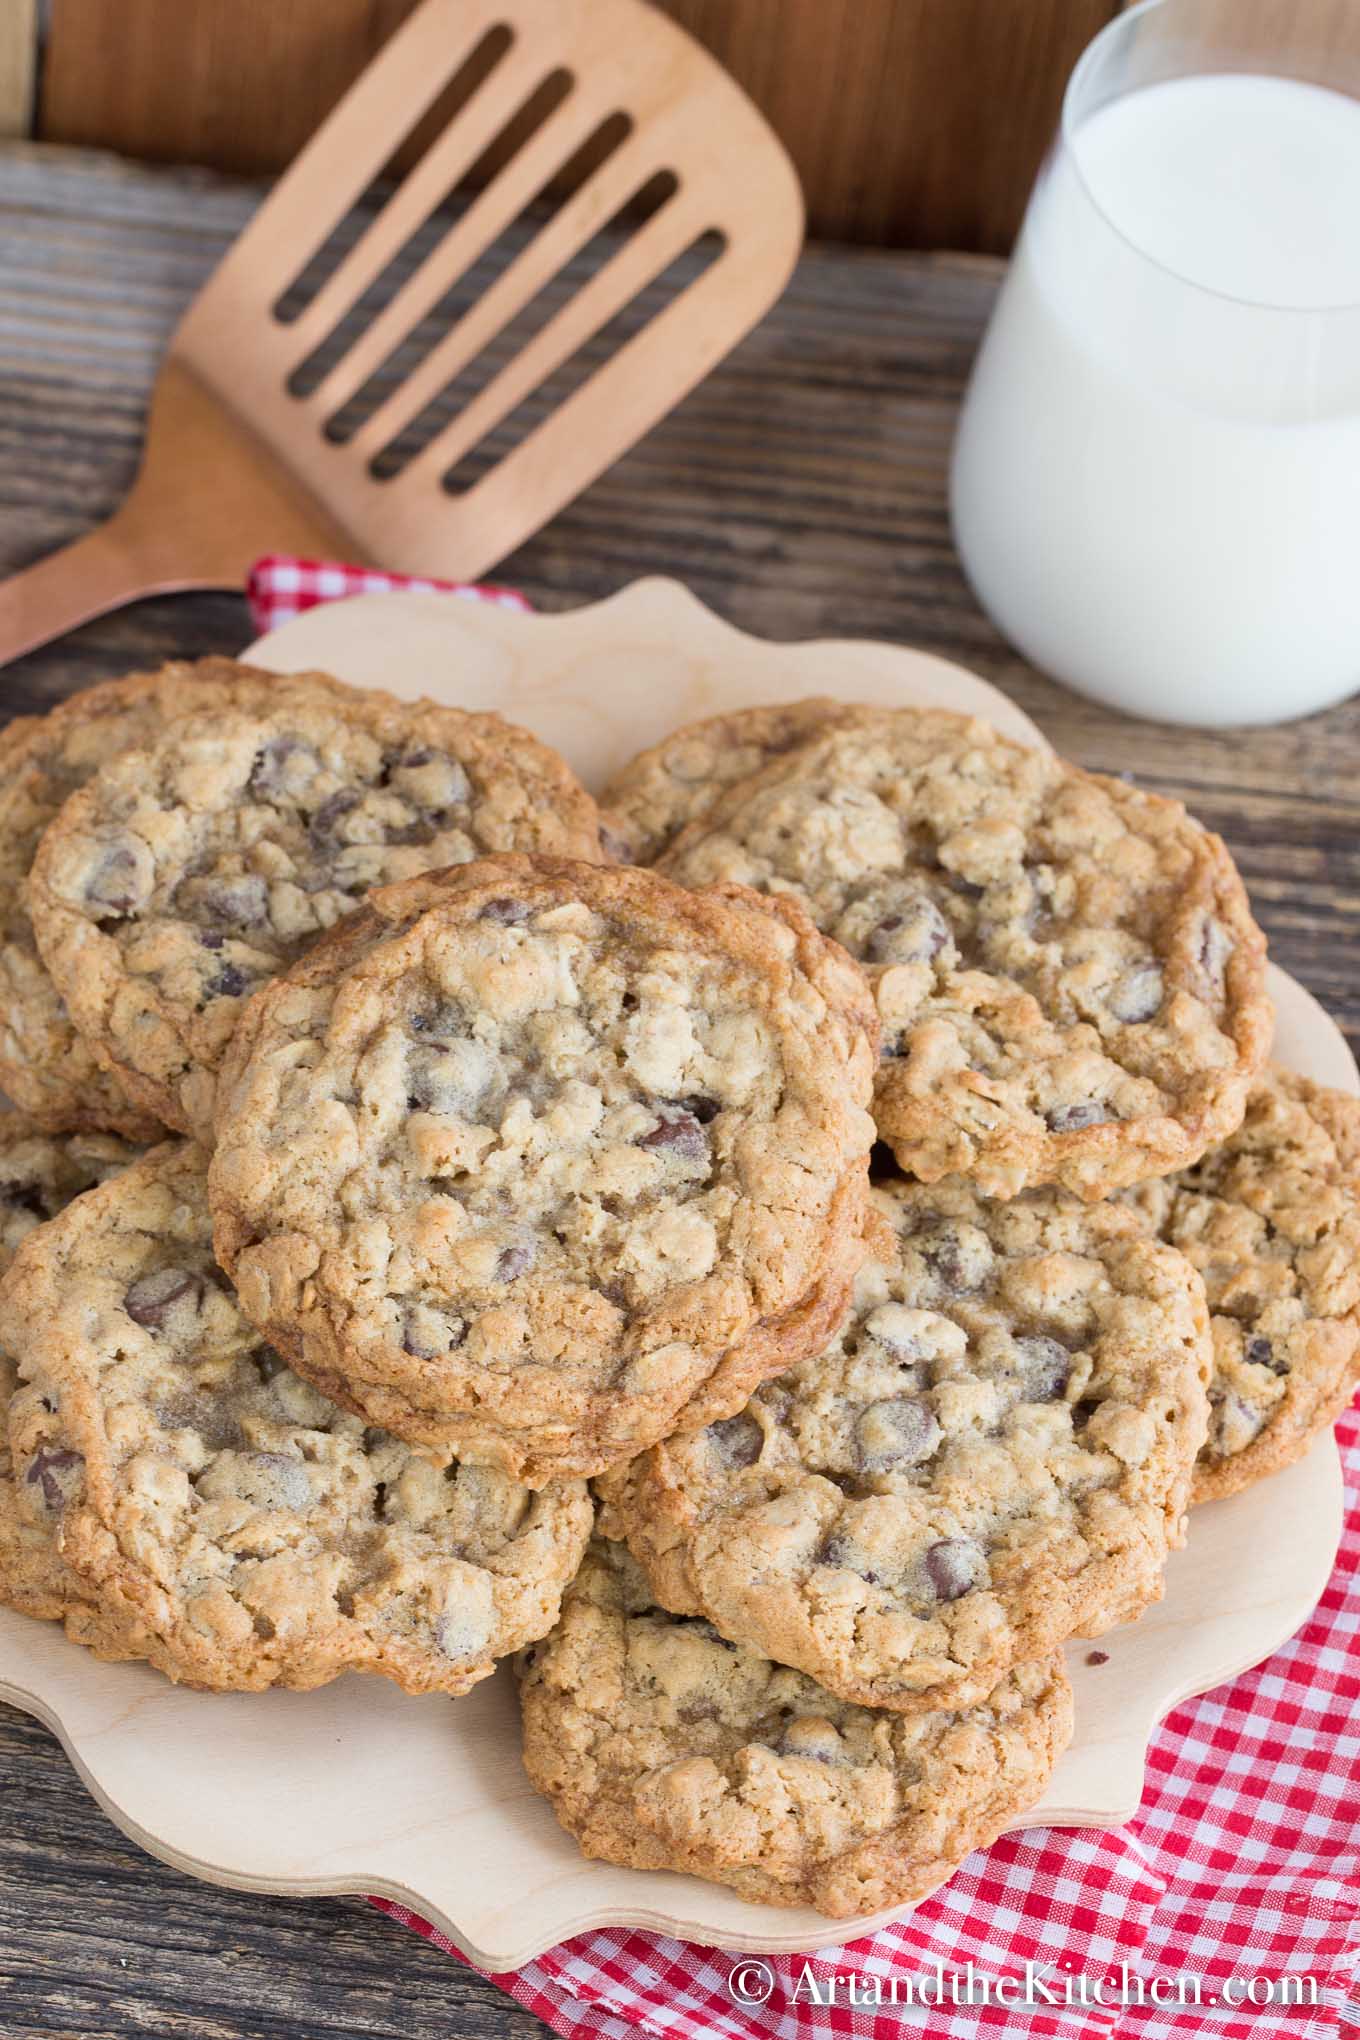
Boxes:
[950,0,1360,726]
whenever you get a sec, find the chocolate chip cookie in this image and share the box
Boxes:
[0,1117,145,1277]
[0,1140,592,1692]
[601,699,851,865]
[0,658,312,1137]
[1124,1066,1360,1503]
[657,708,1270,1199]
[597,1174,1210,1711]
[209,857,879,1485]
[26,677,606,1138]
[0,1343,149,1657]
[0,1113,142,1642]
[517,1538,1071,1916]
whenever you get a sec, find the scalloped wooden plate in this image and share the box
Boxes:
[0,581,1346,1964]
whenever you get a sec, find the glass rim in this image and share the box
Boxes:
[1059,0,1360,317]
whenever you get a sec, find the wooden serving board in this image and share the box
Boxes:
[0,582,1347,1964]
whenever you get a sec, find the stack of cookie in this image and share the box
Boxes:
[1,669,1357,1921]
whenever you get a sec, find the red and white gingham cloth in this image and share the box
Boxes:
[249,556,1360,2040]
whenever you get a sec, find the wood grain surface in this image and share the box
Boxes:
[38,0,1118,251]
[1,138,1359,2037]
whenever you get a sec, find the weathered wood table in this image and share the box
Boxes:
[1,141,1356,2040]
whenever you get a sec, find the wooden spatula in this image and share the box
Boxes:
[0,0,802,668]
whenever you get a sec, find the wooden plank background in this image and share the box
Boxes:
[33,0,1121,251]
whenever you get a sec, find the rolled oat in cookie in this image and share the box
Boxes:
[596,1172,1211,1712]
[0,657,320,1137]
[26,675,606,1139]
[0,1140,592,1693]
[208,856,879,1486]
[600,698,853,865]
[516,1538,1072,1916]
[1123,1065,1360,1503]
[657,707,1270,1199]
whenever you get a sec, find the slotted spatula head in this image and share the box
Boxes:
[172,0,803,580]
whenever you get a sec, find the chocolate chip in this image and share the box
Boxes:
[308,787,363,847]
[855,1396,941,1473]
[1047,1101,1110,1133]
[1072,1396,1100,1428]
[199,930,225,951]
[1244,1333,1288,1374]
[1012,1335,1070,1401]
[124,1266,203,1329]
[865,898,951,966]
[1086,1650,1110,1666]
[479,898,530,924]
[199,875,268,927]
[495,1242,536,1283]
[678,1094,720,1124]
[208,963,250,1000]
[1109,964,1164,1024]
[706,1412,763,1468]
[248,735,319,797]
[638,1111,709,1164]
[0,1179,49,1221]
[24,1446,83,1512]
[922,1537,984,1602]
[83,840,148,916]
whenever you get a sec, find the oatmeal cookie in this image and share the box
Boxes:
[0,1116,145,1277]
[0,659,352,1137]
[517,1538,1071,1916]
[0,1141,592,1692]
[0,1343,149,1658]
[209,857,879,1485]
[1124,1066,1360,1502]
[27,677,606,1138]
[600,699,852,865]
[657,708,1270,1198]
[597,1173,1210,1711]
[0,1117,144,1646]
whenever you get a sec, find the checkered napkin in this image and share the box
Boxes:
[248,557,1360,2040]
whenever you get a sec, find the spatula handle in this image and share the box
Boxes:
[0,513,226,671]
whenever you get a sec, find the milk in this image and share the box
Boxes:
[951,74,1360,725]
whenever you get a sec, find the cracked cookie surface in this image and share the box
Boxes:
[1124,1065,1360,1502]
[657,708,1270,1198]
[27,676,606,1138]
[0,658,317,1136]
[209,857,878,1485]
[0,1140,592,1692]
[601,699,852,865]
[516,1538,1071,1916]
[597,1174,1210,1711]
